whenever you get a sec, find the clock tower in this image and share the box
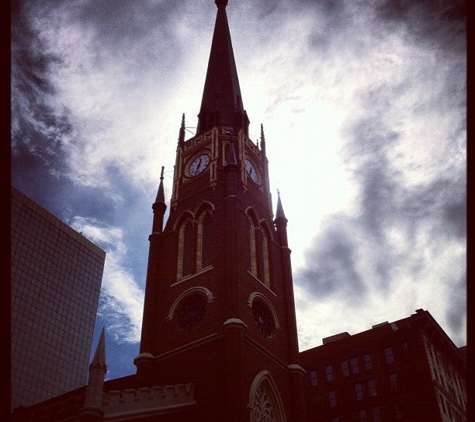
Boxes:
[136,1,307,421]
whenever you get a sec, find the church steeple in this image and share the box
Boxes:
[196,0,249,135]
[138,3,307,420]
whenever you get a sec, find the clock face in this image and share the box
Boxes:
[245,159,258,183]
[176,294,207,331]
[189,154,210,176]
[252,300,275,338]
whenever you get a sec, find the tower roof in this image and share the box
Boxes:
[275,190,287,221]
[197,0,248,135]
[91,326,106,369]
[155,166,165,204]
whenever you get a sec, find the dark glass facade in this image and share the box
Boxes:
[11,187,105,411]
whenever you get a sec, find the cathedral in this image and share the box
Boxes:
[12,1,307,421]
[11,1,467,421]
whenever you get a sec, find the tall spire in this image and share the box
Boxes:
[197,0,249,135]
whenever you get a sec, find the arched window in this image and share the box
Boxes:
[258,225,271,287]
[246,211,271,287]
[197,210,213,270]
[177,207,213,281]
[247,215,258,277]
[248,371,286,422]
[178,217,195,278]
[167,286,215,330]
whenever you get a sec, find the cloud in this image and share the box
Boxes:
[11,0,466,374]
[70,216,144,344]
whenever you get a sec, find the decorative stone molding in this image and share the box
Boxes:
[287,364,306,375]
[133,352,154,366]
[167,286,215,321]
[247,292,281,329]
[222,318,248,331]
[102,384,195,417]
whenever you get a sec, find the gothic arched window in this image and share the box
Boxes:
[246,212,271,287]
[177,207,214,281]
[247,215,258,277]
[258,225,271,287]
[178,217,195,278]
[197,210,213,270]
[248,371,287,422]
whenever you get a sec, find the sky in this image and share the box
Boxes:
[11,0,466,381]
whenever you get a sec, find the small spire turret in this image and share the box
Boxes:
[178,113,185,147]
[155,166,165,204]
[152,166,167,233]
[81,327,107,420]
[260,123,266,156]
[274,190,289,247]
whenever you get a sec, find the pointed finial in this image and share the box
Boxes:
[275,189,287,220]
[91,326,107,370]
[155,166,165,204]
[260,123,266,155]
[215,0,228,6]
[178,113,185,146]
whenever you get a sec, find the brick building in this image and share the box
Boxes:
[300,309,467,422]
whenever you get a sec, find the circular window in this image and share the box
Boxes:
[175,294,207,331]
[252,300,275,338]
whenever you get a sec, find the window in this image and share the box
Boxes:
[372,406,382,422]
[247,215,258,276]
[175,293,207,331]
[390,373,397,390]
[177,209,214,280]
[178,218,195,277]
[310,370,318,386]
[385,347,394,364]
[368,379,377,396]
[332,418,340,422]
[326,365,335,381]
[351,357,360,374]
[364,353,373,370]
[258,226,271,287]
[403,342,410,358]
[394,401,404,419]
[329,390,337,408]
[247,215,271,286]
[355,383,364,400]
[358,410,368,422]
[198,211,213,269]
[341,360,350,377]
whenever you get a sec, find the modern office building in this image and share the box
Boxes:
[299,309,467,422]
[11,186,105,411]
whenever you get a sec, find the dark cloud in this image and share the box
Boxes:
[11,1,72,168]
[296,217,367,305]
[375,0,466,52]
[445,272,466,337]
